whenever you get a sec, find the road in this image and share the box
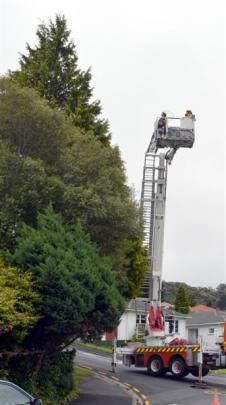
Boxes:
[76,349,226,405]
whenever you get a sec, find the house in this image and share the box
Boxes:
[104,301,226,347]
[164,308,190,343]
[116,299,149,341]
[105,299,189,341]
[186,310,226,350]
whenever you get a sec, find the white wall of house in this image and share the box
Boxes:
[117,312,188,342]
[117,311,136,340]
[165,318,187,342]
[187,324,224,350]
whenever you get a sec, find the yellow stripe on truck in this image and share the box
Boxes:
[192,345,200,352]
[135,346,191,353]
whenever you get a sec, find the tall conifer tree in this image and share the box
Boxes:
[11,15,110,144]
[174,285,190,314]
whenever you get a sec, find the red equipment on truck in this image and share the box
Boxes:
[113,114,226,378]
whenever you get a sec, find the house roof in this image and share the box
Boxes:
[191,305,216,313]
[126,300,190,319]
[126,299,149,313]
[163,308,191,319]
[187,311,225,327]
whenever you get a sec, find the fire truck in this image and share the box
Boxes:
[113,113,226,378]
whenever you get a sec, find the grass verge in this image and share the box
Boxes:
[210,369,226,375]
[63,366,94,403]
[75,341,112,354]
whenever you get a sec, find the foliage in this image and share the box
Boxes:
[75,340,112,354]
[161,281,226,309]
[0,78,74,165]
[174,285,190,314]
[0,15,149,402]
[11,15,110,144]
[5,350,76,405]
[57,135,147,297]
[216,284,226,309]
[8,206,124,347]
[187,293,196,307]
[0,79,147,298]
[0,142,64,250]
[0,257,40,342]
[112,239,148,299]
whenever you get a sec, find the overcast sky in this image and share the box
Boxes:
[0,0,225,288]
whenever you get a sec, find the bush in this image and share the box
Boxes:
[4,349,75,405]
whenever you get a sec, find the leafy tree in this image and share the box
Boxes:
[205,298,213,307]
[11,15,110,144]
[112,239,148,298]
[57,133,147,297]
[216,284,226,309]
[187,293,196,307]
[0,257,40,343]
[174,285,190,314]
[0,78,74,165]
[0,139,65,250]
[0,81,147,297]
[162,281,218,308]
[8,207,124,348]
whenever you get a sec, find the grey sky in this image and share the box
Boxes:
[1,0,225,287]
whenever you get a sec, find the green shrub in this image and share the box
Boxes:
[2,349,75,405]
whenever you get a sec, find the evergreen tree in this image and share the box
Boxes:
[8,206,124,347]
[11,15,110,144]
[0,79,148,298]
[161,280,218,307]
[187,293,196,307]
[216,284,226,309]
[205,298,213,307]
[174,285,190,314]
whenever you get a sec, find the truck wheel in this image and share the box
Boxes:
[147,355,165,376]
[169,356,188,378]
[190,366,209,377]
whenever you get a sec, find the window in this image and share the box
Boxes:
[166,317,179,334]
[209,328,215,335]
[136,314,146,325]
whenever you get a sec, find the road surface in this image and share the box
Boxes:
[76,348,226,405]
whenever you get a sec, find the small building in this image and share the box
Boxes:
[117,300,148,341]
[186,310,226,350]
[164,309,190,343]
[105,299,189,342]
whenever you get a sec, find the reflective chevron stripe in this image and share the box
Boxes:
[134,346,195,353]
[192,345,200,352]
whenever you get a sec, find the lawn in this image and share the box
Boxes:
[64,366,94,403]
[75,340,112,354]
[210,369,226,375]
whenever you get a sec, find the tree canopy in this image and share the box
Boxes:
[0,257,40,343]
[216,284,226,310]
[0,15,148,402]
[0,78,147,298]
[174,285,190,314]
[162,281,226,309]
[11,15,110,144]
[8,207,124,348]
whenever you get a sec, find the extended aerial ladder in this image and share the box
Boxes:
[113,113,226,377]
[141,114,195,346]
